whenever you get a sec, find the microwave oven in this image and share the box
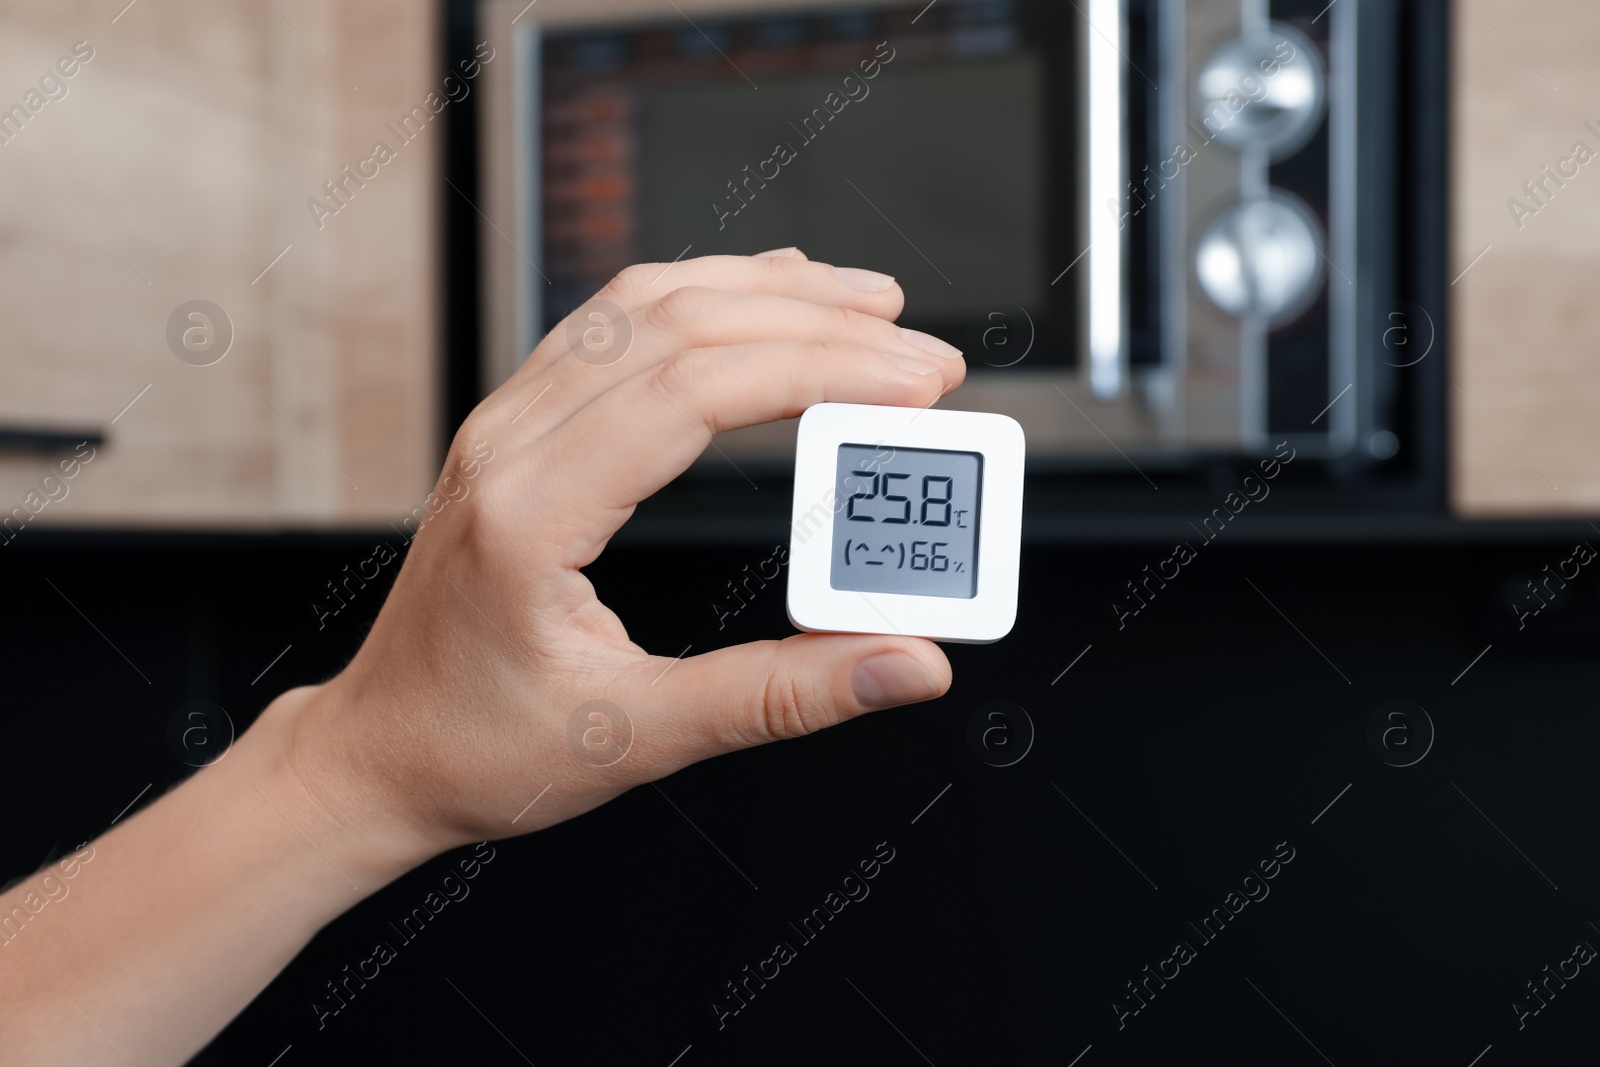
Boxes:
[461,0,1445,508]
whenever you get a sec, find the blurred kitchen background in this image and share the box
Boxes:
[6,1,1600,1063]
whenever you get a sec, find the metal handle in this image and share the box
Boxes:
[1084,0,1128,401]
[0,427,104,453]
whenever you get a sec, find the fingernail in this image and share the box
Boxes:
[834,266,896,291]
[901,328,963,358]
[851,653,939,710]
[755,247,800,259]
[882,351,940,376]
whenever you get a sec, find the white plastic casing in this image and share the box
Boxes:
[787,402,1026,644]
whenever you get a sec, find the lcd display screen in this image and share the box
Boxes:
[829,444,981,598]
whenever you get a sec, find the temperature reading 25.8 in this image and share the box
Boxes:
[844,472,970,529]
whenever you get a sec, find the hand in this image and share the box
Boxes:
[274,250,968,872]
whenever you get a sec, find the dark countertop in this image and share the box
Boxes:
[4,537,1596,1064]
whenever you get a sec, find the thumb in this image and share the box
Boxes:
[644,633,951,761]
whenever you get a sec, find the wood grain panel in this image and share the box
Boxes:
[1453,0,1600,516]
[0,0,439,530]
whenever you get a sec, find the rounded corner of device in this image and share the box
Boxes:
[997,412,1027,449]
[972,595,1019,643]
[796,402,834,429]
[785,597,819,636]
[971,610,1019,645]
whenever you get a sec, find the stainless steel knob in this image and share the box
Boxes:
[1195,191,1325,323]
[1195,23,1325,158]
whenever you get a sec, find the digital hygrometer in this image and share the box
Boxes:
[787,402,1025,644]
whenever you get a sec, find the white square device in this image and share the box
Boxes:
[787,402,1025,644]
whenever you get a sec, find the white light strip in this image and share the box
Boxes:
[1086,0,1126,400]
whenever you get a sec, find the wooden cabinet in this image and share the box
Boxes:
[5,0,1590,525]
[1453,0,1600,516]
[0,1,439,529]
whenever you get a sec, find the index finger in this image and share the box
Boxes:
[515,253,907,379]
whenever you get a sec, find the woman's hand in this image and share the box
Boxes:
[278,250,968,873]
[0,250,968,1067]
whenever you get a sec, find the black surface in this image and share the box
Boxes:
[4,535,1599,1065]
[441,0,483,444]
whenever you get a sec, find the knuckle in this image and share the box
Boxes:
[445,423,493,478]
[757,252,799,281]
[644,285,710,334]
[434,433,495,507]
[648,350,697,401]
[759,666,835,742]
[449,413,487,453]
[602,262,657,303]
